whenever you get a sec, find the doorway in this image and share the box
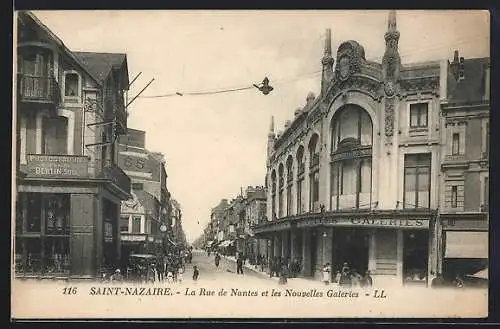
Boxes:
[332,228,369,275]
[403,230,429,283]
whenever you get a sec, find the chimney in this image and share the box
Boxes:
[459,57,465,81]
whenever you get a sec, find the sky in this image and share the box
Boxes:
[30,10,490,243]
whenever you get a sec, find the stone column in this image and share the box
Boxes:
[368,229,377,273]
[290,230,296,261]
[281,230,289,259]
[301,229,311,276]
[396,229,404,285]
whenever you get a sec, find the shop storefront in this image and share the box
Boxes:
[15,155,130,279]
[439,214,488,282]
[254,210,435,285]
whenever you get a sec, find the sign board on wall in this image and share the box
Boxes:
[296,217,430,229]
[26,155,89,178]
[104,222,113,243]
[118,145,161,182]
[121,234,147,242]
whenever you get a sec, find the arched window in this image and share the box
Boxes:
[278,163,284,218]
[308,134,320,212]
[296,146,305,214]
[286,155,293,216]
[330,105,373,211]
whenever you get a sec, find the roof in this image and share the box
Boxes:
[73,51,128,87]
[20,12,103,87]
[446,57,489,104]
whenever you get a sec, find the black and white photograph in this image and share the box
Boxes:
[11,9,490,319]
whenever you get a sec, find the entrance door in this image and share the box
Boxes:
[333,228,369,275]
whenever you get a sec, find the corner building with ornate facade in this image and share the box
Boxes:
[254,11,482,286]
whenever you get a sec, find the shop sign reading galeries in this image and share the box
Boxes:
[25,154,89,178]
[297,217,430,229]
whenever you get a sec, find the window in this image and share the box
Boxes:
[410,103,428,128]
[485,122,489,157]
[451,186,458,208]
[404,154,431,209]
[64,73,79,97]
[120,216,130,233]
[331,105,373,152]
[286,184,292,216]
[16,193,71,275]
[132,216,142,233]
[484,177,489,210]
[296,179,303,214]
[42,116,68,155]
[452,133,460,155]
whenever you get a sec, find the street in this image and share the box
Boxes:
[181,250,280,288]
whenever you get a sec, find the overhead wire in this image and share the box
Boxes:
[134,35,486,100]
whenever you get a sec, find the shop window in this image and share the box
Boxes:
[132,216,142,233]
[43,237,70,274]
[64,72,79,97]
[451,186,458,208]
[404,153,431,209]
[120,216,130,233]
[26,193,42,233]
[452,133,460,155]
[42,116,68,155]
[44,194,70,235]
[410,103,428,128]
[16,193,71,276]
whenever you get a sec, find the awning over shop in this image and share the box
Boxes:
[219,240,235,248]
[206,240,215,247]
[444,231,489,259]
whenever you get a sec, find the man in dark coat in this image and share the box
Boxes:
[236,253,244,275]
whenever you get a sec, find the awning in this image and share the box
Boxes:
[206,240,215,247]
[219,240,235,248]
[444,231,488,259]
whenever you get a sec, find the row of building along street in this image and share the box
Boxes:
[196,10,489,288]
[14,11,187,280]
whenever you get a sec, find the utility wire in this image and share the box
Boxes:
[135,36,486,100]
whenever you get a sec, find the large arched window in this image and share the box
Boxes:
[271,170,277,219]
[278,163,284,218]
[286,155,293,216]
[309,134,320,212]
[330,105,373,211]
[296,146,305,214]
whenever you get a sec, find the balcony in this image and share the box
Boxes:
[20,154,130,195]
[17,74,60,105]
[101,164,131,195]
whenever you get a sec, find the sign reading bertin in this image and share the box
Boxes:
[26,154,89,178]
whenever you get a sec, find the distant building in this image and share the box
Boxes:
[117,128,172,257]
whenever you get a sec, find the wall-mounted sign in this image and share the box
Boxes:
[26,154,89,178]
[296,217,430,229]
[104,222,113,242]
[121,234,147,242]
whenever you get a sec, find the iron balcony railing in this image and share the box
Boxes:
[17,74,60,104]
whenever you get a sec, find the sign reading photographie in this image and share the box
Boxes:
[121,234,147,242]
[26,154,89,178]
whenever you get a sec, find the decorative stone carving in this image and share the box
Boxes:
[334,40,366,82]
[400,77,440,93]
[385,97,395,137]
[323,75,381,106]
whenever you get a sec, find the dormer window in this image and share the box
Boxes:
[63,71,81,102]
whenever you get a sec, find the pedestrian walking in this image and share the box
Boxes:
[362,270,373,288]
[192,265,199,281]
[177,266,184,283]
[215,252,221,268]
[279,263,289,285]
[166,271,174,283]
[236,253,244,275]
[322,263,331,285]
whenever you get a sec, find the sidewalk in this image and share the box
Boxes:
[221,255,326,288]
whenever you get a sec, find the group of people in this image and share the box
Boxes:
[322,262,373,288]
